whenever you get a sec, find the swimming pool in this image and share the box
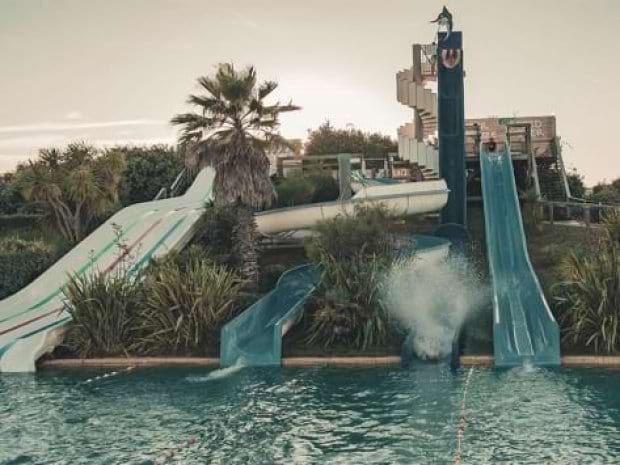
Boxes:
[1,364,619,464]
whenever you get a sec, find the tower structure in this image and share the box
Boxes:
[396,12,467,232]
[437,31,466,227]
[396,44,440,181]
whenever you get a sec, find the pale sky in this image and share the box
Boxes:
[0,0,618,185]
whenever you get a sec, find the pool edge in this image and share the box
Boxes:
[39,357,220,368]
[37,355,620,369]
[460,355,620,368]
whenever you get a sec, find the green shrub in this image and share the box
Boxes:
[0,238,56,299]
[274,171,339,208]
[192,207,238,268]
[590,179,620,205]
[133,258,245,355]
[0,214,43,232]
[306,204,396,261]
[305,120,397,158]
[304,205,396,349]
[307,171,339,203]
[305,255,391,349]
[0,174,23,214]
[155,244,214,272]
[62,247,246,357]
[63,268,143,357]
[116,145,185,205]
[275,174,316,207]
[16,143,126,243]
[554,212,620,353]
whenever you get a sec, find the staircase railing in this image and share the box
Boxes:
[540,199,620,228]
[530,152,542,200]
[153,168,188,201]
[554,138,572,200]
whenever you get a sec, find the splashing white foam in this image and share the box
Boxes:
[186,362,245,382]
[383,254,488,360]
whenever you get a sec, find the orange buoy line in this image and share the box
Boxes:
[454,367,474,465]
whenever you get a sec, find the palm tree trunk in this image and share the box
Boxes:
[233,205,259,287]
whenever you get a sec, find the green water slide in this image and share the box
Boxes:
[221,235,451,368]
[220,265,320,367]
[480,146,560,366]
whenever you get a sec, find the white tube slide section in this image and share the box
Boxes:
[0,169,447,372]
[255,180,448,235]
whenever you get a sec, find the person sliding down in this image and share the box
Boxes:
[486,137,497,152]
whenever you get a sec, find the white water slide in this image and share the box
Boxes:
[0,169,448,372]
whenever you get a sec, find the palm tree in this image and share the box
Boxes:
[17,143,125,243]
[171,63,300,284]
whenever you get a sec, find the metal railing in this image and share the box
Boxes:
[540,200,620,228]
[153,168,189,201]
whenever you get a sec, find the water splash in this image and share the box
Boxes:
[383,254,489,360]
[186,362,245,382]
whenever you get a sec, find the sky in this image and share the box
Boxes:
[0,0,619,186]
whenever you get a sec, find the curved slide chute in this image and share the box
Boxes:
[222,182,450,368]
[0,169,448,372]
[220,235,451,368]
[221,264,321,367]
[480,146,560,366]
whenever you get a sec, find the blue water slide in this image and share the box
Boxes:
[480,145,560,366]
[220,264,320,367]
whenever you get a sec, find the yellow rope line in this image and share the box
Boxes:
[454,367,474,465]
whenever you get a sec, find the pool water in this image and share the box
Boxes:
[1,364,619,464]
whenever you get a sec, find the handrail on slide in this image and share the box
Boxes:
[480,143,560,366]
[220,264,320,367]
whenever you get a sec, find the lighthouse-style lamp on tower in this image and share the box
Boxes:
[434,7,467,241]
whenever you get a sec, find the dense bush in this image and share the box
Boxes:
[307,171,339,203]
[63,269,143,357]
[133,258,245,355]
[554,212,620,353]
[15,143,126,243]
[0,214,43,232]
[567,169,586,199]
[62,246,245,357]
[305,120,397,158]
[0,173,23,214]
[116,145,185,205]
[304,205,397,349]
[274,174,316,207]
[0,238,56,299]
[192,207,239,269]
[306,204,396,260]
[590,180,620,205]
[274,171,339,208]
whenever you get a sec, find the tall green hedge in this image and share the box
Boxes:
[0,174,23,214]
[116,145,185,205]
[274,171,339,208]
[0,214,43,231]
[0,238,56,299]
